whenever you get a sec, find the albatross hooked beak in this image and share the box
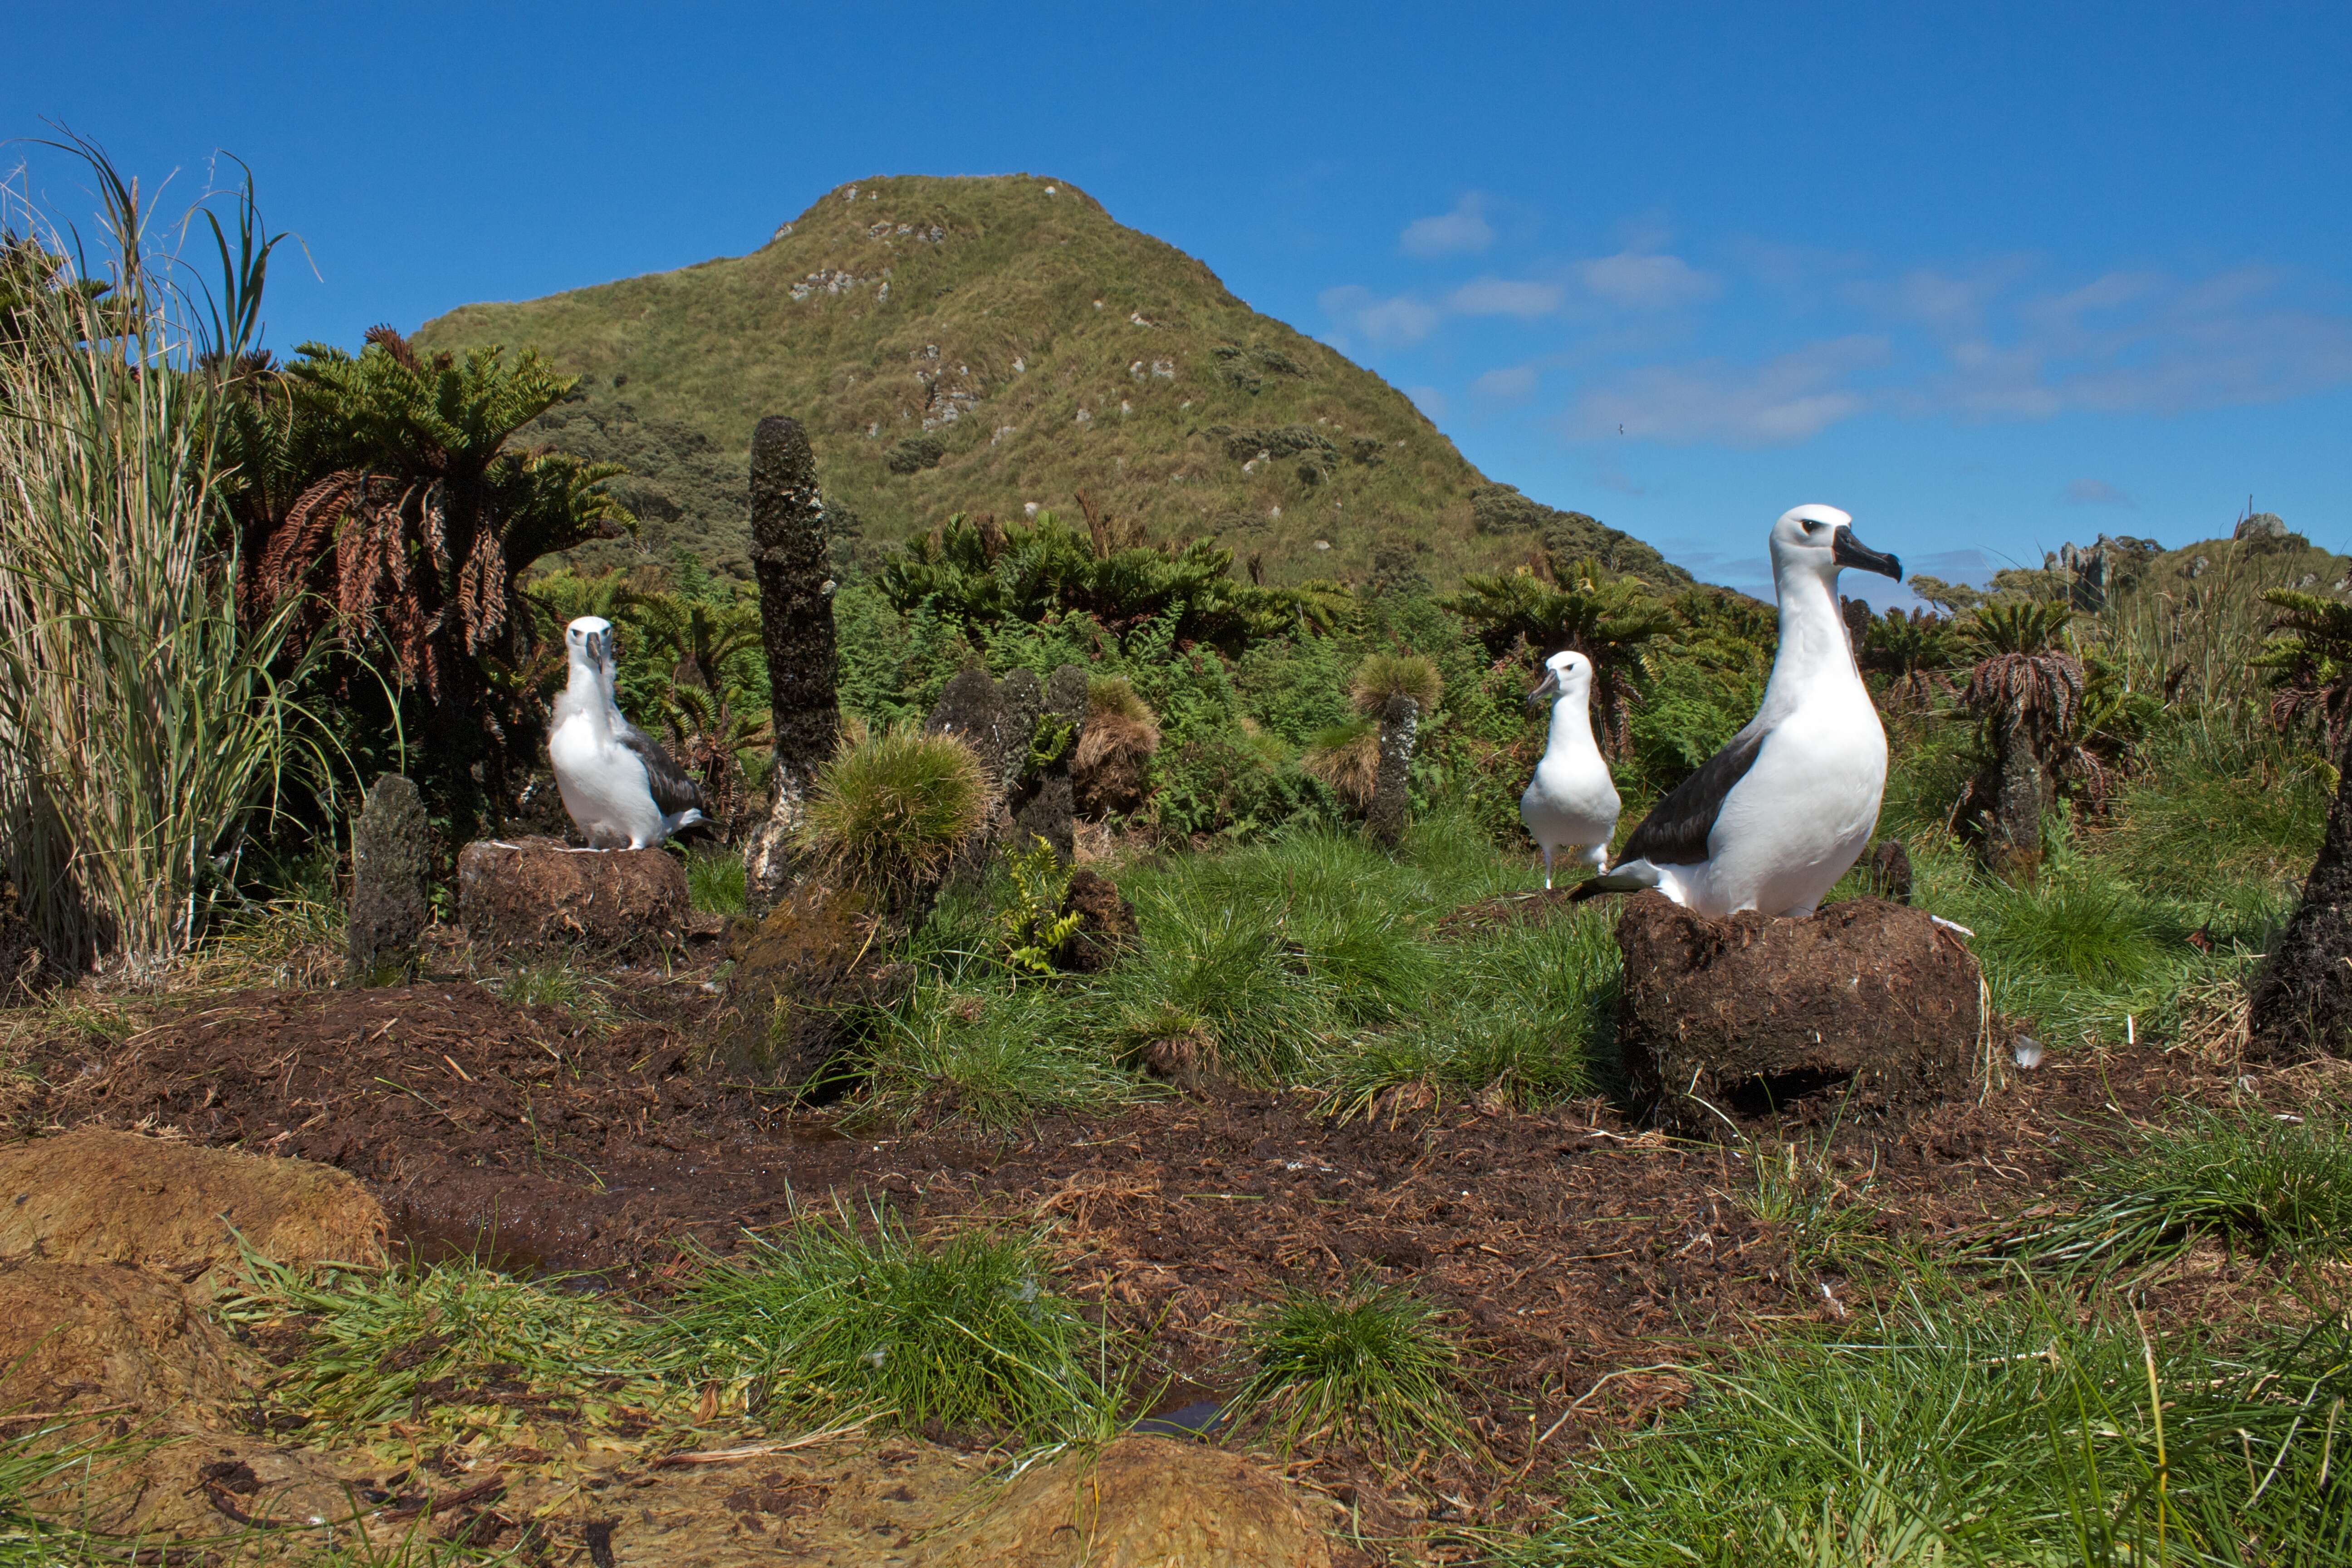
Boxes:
[1525,667,1563,710]
[1831,526,1902,582]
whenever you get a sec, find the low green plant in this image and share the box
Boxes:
[685,843,748,915]
[217,1254,675,1439]
[1226,1275,1470,1459]
[799,725,990,909]
[995,835,1079,977]
[1999,1101,2352,1274]
[666,1200,1116,1440]
[1506,1285,2352,1567]
[1735,1135,1890,1278]
[490,958,603,1019]
[864,978,1145,1129]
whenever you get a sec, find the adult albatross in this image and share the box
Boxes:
[549,616,707,850]
[1520,650,1621,889]
[1571,504,1901,918]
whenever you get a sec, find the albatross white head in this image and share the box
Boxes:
[1525,649,1595,712]
[1768,503,1902,588]
[565,616,616,685]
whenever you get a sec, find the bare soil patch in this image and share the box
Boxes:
[8,979,2280,1545]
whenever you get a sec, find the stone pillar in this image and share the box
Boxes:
[742,416,840,917]
[348,774,433,983]
[1365,694,1418,848]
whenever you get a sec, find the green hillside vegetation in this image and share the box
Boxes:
[414,174,1684,590]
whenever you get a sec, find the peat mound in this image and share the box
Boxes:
[910,1436,1333,1567]
[457,837,704,959]
[0,1259,248,1420]
[0,1127,386,1292]
[1616,893,1984,1133]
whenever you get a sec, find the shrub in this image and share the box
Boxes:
[666,1201,1113,1438]
[1227,1275,1469,1458]
[884,433,946,473]
[1350,651,1441,716]
[798,725,990,908]
[1151,734,1334,841]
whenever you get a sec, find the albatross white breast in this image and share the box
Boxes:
[1519,651,1621,889]
[1572,504,1901,918]
[548,616,707,850]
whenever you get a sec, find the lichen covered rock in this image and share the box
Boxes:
[348,772,435,981]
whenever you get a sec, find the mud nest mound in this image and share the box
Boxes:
[1615,892,1985,1134]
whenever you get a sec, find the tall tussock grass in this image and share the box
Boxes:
[1510,1284,2352,1567]
[0,145,334,979]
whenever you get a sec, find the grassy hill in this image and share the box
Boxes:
[415,174,1684,589]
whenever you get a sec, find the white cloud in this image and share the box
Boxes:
[1572,336,1889,446]
[1399,193,1495,258]
[1318,284,1441,346]
[1447,278,1564,318]
[2062,478,2135,507]
[1471,364,1539,403]
[1578,251,1720,311]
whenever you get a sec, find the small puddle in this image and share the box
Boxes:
[1130,1397,1225,1439]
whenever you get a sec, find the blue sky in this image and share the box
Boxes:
[9,2,2347,605]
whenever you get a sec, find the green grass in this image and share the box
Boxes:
[859,808,1615,1124]
[1734,1134,1893,1279]
[862,976,1152,1130]
[1226,1275,1470,1460]
[1507,1284,2352,1568]
[798,725,990,911]
[0,1415,157,1568]
[665,1199,1119,1442]
[217,1253,676,1440]
[1999,1101,2352,1274]
[684,844,747,915]
[1324,903,1615,1117]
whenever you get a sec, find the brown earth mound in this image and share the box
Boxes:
[457,837,696,958]
[0,1127,386,1291]
[0,1259,247,1418]
[1616,892,1985,1133]
[911,1436,1333,1567]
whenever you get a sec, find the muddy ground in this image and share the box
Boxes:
[9,965,2302,1548]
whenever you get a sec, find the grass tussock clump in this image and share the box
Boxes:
[1301,716,1379,809]
[1227,1275,1470,1460]
[1351,651,1442,716]
[218,1253,675,1440]
[668,1200,1114,1440]
[0,152,333,980]
[1074,676,1160,818]
[799,725,991,906]
[2003,1100,2352,1273]
[1511,1288,2352,1567]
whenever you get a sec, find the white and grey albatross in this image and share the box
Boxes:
[548,616,707,850]
[1520,650,1621,889]
[1570,504,1901,918]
